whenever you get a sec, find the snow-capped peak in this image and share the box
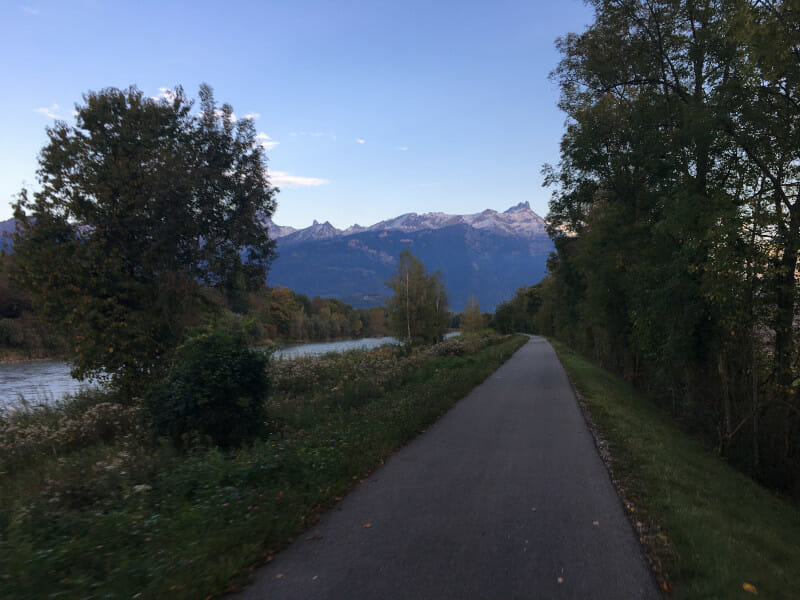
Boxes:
[504,201,531,213]
[269,203,547,242]
[257,213,297,238]
[364,203,545,238]
[283,220,342,242]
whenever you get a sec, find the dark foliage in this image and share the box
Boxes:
[531,0,800,498]
[11,85,277,394]
[143,326,270,448]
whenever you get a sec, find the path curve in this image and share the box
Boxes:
[233,336,660,599]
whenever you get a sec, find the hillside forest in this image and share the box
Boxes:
[494,0,800,500]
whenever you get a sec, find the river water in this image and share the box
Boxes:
[0,336,402,409]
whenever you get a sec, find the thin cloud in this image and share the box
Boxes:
[270,170,329,188]
[398,146,408,151]
[21,5,40,15]
[214,109,237,122]
[356,139,366,144]
[255,132,279,150]
[151,87,177,102]
[244,112,260,120]
[35,104,61,119]
[196,108,239,122]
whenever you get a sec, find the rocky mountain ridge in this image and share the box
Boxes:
[262,202,547,244]
[266,202,553,311]
[1,203,554,311]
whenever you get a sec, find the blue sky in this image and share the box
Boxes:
[0,1,594,229]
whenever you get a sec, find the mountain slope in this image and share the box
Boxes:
[1,203,555,311]
[268,204,553,311]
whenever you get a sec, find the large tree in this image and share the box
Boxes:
[386,249,449,344]
[11,85,278,393]
[540,0,800,492]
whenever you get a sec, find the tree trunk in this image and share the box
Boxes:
[753,336,760,468]
[774,208,800,400]
[719,353,731,456]
[406,270,411,342]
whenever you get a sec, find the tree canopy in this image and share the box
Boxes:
[386,249,449,344]
[11,84,277,393]
[460,295,487,333]
[531,0,800,497]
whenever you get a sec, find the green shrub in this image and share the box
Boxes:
[143,326,271,448]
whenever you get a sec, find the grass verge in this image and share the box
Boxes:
[550,339,800,600]
[0,332,526,599]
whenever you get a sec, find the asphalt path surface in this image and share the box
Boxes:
[234,336,660,599]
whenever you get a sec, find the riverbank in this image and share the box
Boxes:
[0,333,379,364]
[0,332,526,599]
[0,297,68,361]
[0,327,67,362]
[551,340,800,599]
[0,336,420,407]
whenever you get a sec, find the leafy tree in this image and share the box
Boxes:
[364,306,389,337]
[540,0,800,494]
[492,285,542,334]
[263,286,297,338]
[0,257,31,319]
[461,295,486,332]
[253,286,389,342]
[386,249,449,344]
[11,85,277,394]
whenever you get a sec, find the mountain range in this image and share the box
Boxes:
[264,202,553,311]
[0,202,554,311]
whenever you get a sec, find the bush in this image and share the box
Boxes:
[143,326,271,448]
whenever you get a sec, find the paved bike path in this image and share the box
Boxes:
[235,336,660,599]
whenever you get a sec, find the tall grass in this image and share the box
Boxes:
[0,332,525,599]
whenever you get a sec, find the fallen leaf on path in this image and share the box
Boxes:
[742,583,758,595]
[530,507,537,512]
[363,523,372,528]
[557,577,564,584]
[661,581,673,593]
[276,574,283,579]
[592,521,599,526]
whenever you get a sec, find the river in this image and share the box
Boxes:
[0,336,403,409]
